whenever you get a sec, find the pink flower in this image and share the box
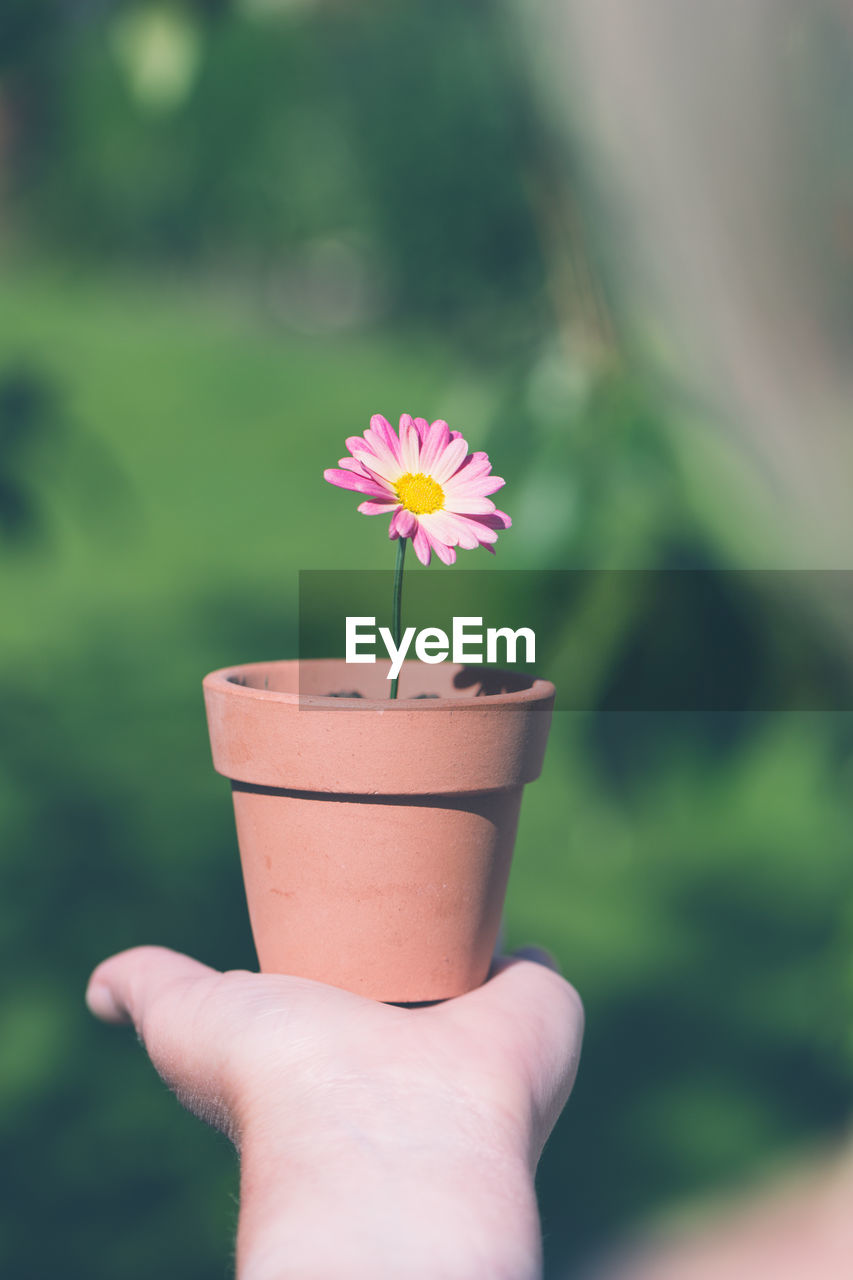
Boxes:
[324,414,511,565]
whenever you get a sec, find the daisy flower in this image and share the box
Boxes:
[324,413,511,565]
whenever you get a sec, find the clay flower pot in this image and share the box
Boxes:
[203,658,554,1002]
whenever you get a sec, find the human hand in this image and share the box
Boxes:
[86,946,583,1280]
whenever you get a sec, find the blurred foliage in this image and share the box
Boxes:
[0,366,65,542]
[0,4,852,1280]
[4,0,546,347]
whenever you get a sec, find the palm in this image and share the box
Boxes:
[88,947,583,1163]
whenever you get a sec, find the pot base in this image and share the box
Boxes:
[232,782,522,1003]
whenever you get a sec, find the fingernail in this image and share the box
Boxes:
[86,980,125,1022]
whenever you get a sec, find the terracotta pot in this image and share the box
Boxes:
[203,659,554,1002]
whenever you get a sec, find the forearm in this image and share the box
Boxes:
[236,1111,542,1280]
[86,949,579,1279]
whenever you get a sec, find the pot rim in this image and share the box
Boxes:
[204,658,555,711]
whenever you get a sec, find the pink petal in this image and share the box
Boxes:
[388,508,404,537]
[324,468,395,500]
[444,512,499,545]
[424,511,481,550]
[449,458,491,483]
[369,413,394,438]
[412,523,432,565]
[389,506,416,538]
[345,448,400,488]
[443,475,505,500]
[365,416,403,465]
[438,481,504,501]
[429,535,456,566]
[355,436,401,482]
[443,495,497,515]
[418,511,460,546]
[413,416,430,444]
[428,510,508,550]
[431,436,469,483]
[398,414,420,473]
[343,437,394,481]
[358,499,400,515]
[473,509,512,530]
[418,419,451,473]
[368,459,404,489]
[338,457,371,474]
[418,513,462,564]
[345,434,377,458]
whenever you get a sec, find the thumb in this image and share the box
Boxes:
[86,946,238,1135]
[86,945,218,1031]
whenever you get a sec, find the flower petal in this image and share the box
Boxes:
[427,509,506,547]
[431,436,469,483]
[466,521,499,544]
[390,506,417,538]
[358,499,400,515]
[429,535,456,566]
[352,438,402,483]
[345,434,382,461]
[418,513,463,564]
[363,416,402,465]
[413,416,430,444]
[324,468,395,500]
[369,413,394,439]
[398,414,421,473]
[412,522,432,565]
[443,495,497,515]
[422,511,481,549]
[445,460,493,484]
[473,509,512,530]
[452,513,499,545]
[443,470,506,497]
[418,511,459,546]
[418,419,451,473]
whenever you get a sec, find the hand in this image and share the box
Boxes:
[86,946,583,1280]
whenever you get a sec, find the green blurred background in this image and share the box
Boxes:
[1,2,852,1277]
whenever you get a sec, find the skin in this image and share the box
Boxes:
[597,1140,853,1280]
[86,946,584,1280]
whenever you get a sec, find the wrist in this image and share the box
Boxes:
[236,1091,541,1280]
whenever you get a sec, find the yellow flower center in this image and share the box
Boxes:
[395,471,445,515]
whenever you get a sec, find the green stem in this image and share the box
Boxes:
[390,537,407,700]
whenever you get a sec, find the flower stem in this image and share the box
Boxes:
[390,537,407,700]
